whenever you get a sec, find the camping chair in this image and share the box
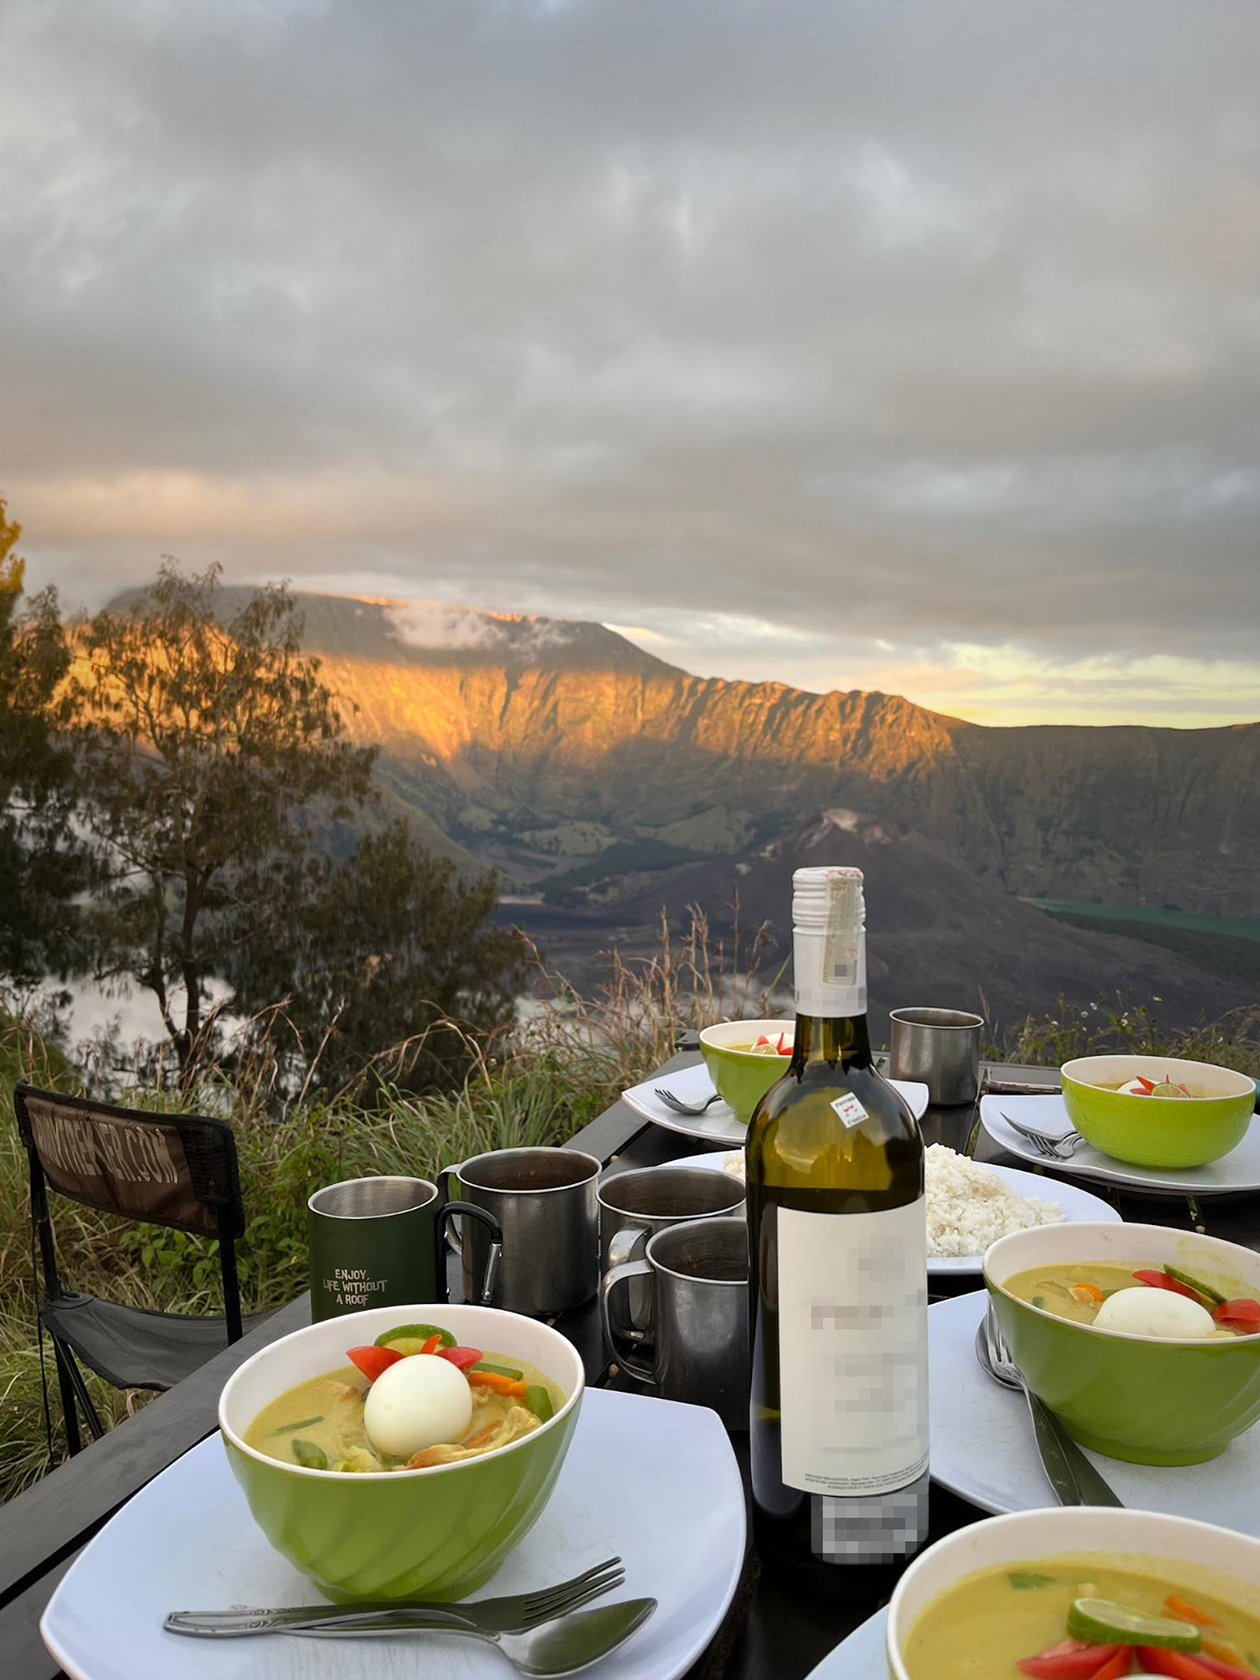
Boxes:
[15,1080,266,1456]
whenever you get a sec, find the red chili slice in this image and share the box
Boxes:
[1193,1655,1260,1679]
[1135,1649,1218,1678]
[437,1345,483,1371]
[1090,1652,1135,1680]
[1132,1269,1199,1300]
[1212,1298,1260,1333]
[1018,1640,1124,1678]
[346,1345,403,1383]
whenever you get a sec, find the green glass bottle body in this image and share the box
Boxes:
[746,1007,929,1580]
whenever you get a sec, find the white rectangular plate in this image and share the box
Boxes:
[622,1059,929,1146]
[982,1094,1260,1196]
[928,1290,1260,1532]
[42,1388,746,1680]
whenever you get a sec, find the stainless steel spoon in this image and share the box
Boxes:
[281,1597,659,1676]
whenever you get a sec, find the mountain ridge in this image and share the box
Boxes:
[102,587,1260,919]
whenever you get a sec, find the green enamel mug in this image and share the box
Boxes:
[307,1175,501,1323]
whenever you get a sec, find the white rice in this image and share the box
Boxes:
[924,1143,1064,1257]
[722,1141,1065,1258]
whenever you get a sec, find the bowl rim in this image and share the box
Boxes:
[699,1019,794,1056]
[885,1505,1260,1677]
[983,1221,1260,1345]
[218,1303,585,1483]
[1060,1053,1256,1102]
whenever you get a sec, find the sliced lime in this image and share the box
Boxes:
[1165,1264,1226,1306]
[1067,1597,1201,1651]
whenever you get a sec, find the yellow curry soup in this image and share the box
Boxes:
[903,1554,1260,1679]
[244,1321,565,1473]
[1003,1261,1260,1338]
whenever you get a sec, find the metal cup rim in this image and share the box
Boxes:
[455,1145,602,1195]
[643,1215,749,1285]
[596,1164,744,1218]
[307,1175,438,1219]
[889,1006,985,1030]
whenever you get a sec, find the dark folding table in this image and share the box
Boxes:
[2,1055,1256,1678]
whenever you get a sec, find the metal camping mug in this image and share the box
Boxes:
[600,1216,750,1431]
[888,1006,985,1107]
[598,1165,745,1344]
[307,1175,502,1323]
[442,1147,601,1316]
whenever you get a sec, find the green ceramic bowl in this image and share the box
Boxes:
[985,1222,1260,1465]
[1060,1053,1256,1168]
[219,1302,583,1602]
[699,1020,793,1124]
[886,1506,1260,1680]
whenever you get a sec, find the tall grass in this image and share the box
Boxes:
[1,910,1254,1504]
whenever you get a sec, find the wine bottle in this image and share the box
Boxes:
[746,865,929,1576]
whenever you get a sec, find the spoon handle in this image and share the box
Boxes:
[1039,1402,1124,1506]
[1021,1387,1088,1506]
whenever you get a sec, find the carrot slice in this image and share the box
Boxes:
[468,1370,526,1396]
[1165,1595,1221,1628]
[1070,1282,1105,1304]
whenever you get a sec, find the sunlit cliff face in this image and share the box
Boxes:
[84,587,1260,919]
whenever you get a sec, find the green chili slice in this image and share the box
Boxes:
[268,1414,324,1436]
[373,1322,455,1350]
[524,1384,554,1423]
[1164,1265,1226,1306]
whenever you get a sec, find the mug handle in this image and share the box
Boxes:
[606,1224,646,1273]
[600,1258,655,1384]
[438,1164,466,1255]
[437,1201,502,1306]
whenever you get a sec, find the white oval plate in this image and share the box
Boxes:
[982,1094,1260,1197]
[621,1059,929,1147]
[661,1151,1120,1277]
[928,1290,1260,1534]
[41,1388,745,1680]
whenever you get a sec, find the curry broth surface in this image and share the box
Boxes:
[903,1555,1260,1678]
[245,1352,563,1472]
[1003,1260,1248,1331]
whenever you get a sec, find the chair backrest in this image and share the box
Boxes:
[14,1081,246,1339]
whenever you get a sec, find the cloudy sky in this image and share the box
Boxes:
[3,0,1258,727]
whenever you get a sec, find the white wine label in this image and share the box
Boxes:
[830,1092,868,1128]
[777,1201,929,1498]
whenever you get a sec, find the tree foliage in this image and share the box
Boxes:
[229,818,526,1095]
[0,498,81,986]
[74,562,378,1069]
[73,561,522,1089]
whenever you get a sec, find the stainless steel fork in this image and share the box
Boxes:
[654,1087,723,1116]
[976,1307,1122,1508]
[999,1111,1083,1159]
[165,1556,624,1639]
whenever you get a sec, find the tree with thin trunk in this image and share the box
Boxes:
[74,562,376,1073]
[0,496,82,988]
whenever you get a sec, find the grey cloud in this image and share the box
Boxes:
[2,0,1258,695]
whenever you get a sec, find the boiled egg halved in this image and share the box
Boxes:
[363,1354,473,1459]
[1093,1286,1215,1339]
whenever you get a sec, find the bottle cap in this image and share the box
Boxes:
[792,866,865,933]
[792,867,866,1010]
